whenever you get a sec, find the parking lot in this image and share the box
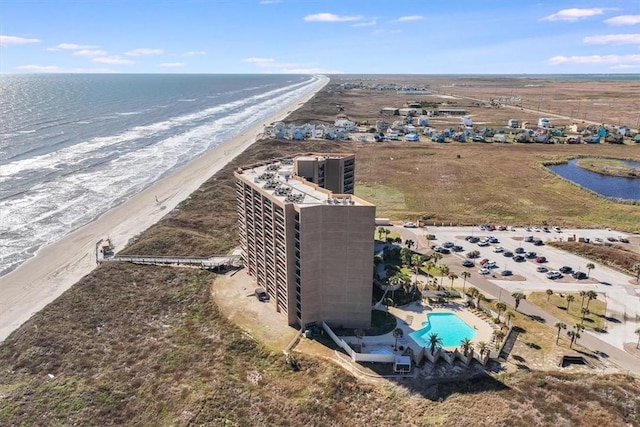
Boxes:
[395,225,640,349]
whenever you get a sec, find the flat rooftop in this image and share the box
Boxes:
[236,156,371,208]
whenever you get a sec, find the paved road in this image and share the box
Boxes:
[393,225,640,376]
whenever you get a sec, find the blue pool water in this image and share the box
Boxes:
[409,312,476,348]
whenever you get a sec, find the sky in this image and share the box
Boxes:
[1,0,639,74]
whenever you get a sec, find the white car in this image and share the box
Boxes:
[493,246,504,253]
[485,261,497,268]
[478,268,490,275]
[552,226,561,232]
[478,241,489,247]
[403,222,417,228]
[533,227,541,232]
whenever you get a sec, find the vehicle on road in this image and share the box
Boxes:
[478,268,490,275]
[552,226,562,232]
[485,261,497,268]
[462,259,475,267]
[403,222,417,228]
[533,227,541,232]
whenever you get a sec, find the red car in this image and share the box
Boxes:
[534,256,547,263]
[479,258,489,266]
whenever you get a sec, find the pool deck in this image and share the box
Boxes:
[356,301,497,356]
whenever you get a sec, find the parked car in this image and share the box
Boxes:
[619,237,630,243]
[501,270,513,276]
[485,261,497,269]
[552,226,562,232]
[478,241,489,247]
[462,259,475,267]
[255,288,270,302]
[513,255,525,262]
[533,239,545,246]
[559,266,573,274]
[572,271,588,280]
[526,251,537,259]
[546,271,563,280]
[479,258,489,266]
[489,237,499,243]
[503,251,514,258]
[535,256,547,263]
[514,247,525,254]
[442,241,455,248]
[524,235,534,242]
[452,245,464,252]
[533,227,541,232]
[478,268,490,275]
[493,246,504,253]
[403,222,417,228]
[536,266,548,273]
[434,246,450,254]
[467,236,480,243]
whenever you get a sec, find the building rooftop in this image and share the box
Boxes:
[236,154,372,208]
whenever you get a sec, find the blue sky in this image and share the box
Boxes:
[1,0,639,74]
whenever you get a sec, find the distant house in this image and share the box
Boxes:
[334,119,356,131]
[437,108,466,116]
[404,133,419,142]
[417,116,429,126]
[375,120,389,132]
[380,107,399,116]
[538,117,551,128]
[398,107,421,116]
[407,102,422,109]
[507,119,519,129]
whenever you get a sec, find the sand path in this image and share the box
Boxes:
[0,76,329,342]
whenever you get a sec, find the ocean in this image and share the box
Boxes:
[0,74,325,276]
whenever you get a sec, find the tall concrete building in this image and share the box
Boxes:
[235,153,374,329]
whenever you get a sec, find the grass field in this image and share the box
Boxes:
[575,158,640,178]
[528,292,607,330]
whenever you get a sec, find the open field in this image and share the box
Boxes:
[528,292,607,330]
[2,76,640,426]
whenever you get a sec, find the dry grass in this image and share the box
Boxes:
[528,292,607,330]
[548,241,640,277]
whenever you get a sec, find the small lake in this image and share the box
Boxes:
[546,159,640,201]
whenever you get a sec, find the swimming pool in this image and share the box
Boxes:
[409,312,476,348]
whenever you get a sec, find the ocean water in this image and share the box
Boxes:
[0,74,325,276]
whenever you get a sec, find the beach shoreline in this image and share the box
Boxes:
[0,76,329,342]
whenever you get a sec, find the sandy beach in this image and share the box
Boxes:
[0,76,329,342]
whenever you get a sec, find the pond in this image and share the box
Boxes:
[546,158,640,201]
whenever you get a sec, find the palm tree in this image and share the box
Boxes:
[384,228,391,240]
[354,328,364,350]
[460,337,473,356]
[411,254,425,286]
[585,290,598,310]
[512,292,525,311]
[385,297,394,318]
[566,294,575,312]
[476,291,485,310]
[579,290,587,308]
[431,252,442,266]
[448,272,458,290]
[393,327,404,351]
[580,307,590,324]
[568,324,584,348]
[546,289,553,302]
[461,271,471,294]
[586,262,595,278]
[400,247,412,266]
[504,311,515,326]
[405,239,415,249]
[635,327,640,349]
[493,330,505,346]
[476,341,489,358]
[439,264,449,288]
[554,322,567,344]
[634,263,640,285]
[428,332,443,355]
[377,227,386,240]
[495,302,507,322]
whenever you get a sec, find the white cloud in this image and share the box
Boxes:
[1,35,41,47]
[259,0,282,4]
[584,34,640,45]
[304,13,362,22]
[243,57,276,64]
[73,49,107,57]
[16,65,62,72]
[396,15,424,22]
[547,54,640,65]
[180,50,206,56]
[159,62,185,67]
[48,43,97,51]
[352,20,376,27]
[92,56,135,65]
[609,64,640,69]
[541,8,606,22]
[604,15,640,26]
[124,48,163,56]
